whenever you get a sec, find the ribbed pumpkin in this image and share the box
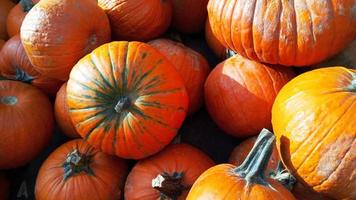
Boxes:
[171,0,209,33]
[0,0,14,40]
[0,35,63,96]
[208,0,356,66]
[125,143,214,200]
[0,80,53,169]
[0,173,9,200]
[149,39,210,115]
[35,139,128,200]
[67,41,189,159]
[272,67,356,200]
[187,129,296,200]
[98,0,172,41]
[205,54,294,137]
[21,0,111,81]
[205,19,226,60]
[54,82,79,138]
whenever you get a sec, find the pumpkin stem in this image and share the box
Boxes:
[233,128,275,186]
[15,67,34,83]
[1,96,18,105]
[226,49,236,59]
[269,161,296,191]
[19,0,35,12]
[63,149,94,181]
[114,96,131,113]
[152,172,186,200]
[347,73,356,92]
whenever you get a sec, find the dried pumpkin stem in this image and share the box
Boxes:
[63,149,94,180]
[348,73,356,92]
[269,161,296,191]
[20,0,35,12]
[152,172,186,200]
[114,96,131,113]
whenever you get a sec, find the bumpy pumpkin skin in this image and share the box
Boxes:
[21,0,111,81]
[208,0,356,66]
[149,39,210,115]
[205,54,295,137]
[67,41,189,160]
[205,19,226,60]
[0,173,9,200]
[98,0,172,41]
[0,80,53,169]
[272,67,356,199]
[125,143,214,200]
[35,139,128,200]
[0,0,14,40]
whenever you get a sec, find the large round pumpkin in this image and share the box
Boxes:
[272,67,356,199]
[0,173,9,200]
[0,35,63,96]
[125,143,214,200]
[149,39,210,115]
[208,0,356,66]
[205,18,226,60]
[98,0,172,41]
[205,54,294,137]
[0,80,53,169]
[35,139,128,200]
[21,0,111,81]
[67,41,189,159]
[0,0,14,40]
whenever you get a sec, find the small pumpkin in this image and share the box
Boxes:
[0,35,63,96]
[187,129,296,200]
[35,139,128,200]
[54,82,79,138]
[0,173,9,200]
[125,143,214,200]
[0,0,14,40]
[205,18,226,60]
[67,41,189,159]
[204,54,294,137]
[0,80,53,169]
[149,38,210,115]
[98,0,172,41]
[21,0,111,81]
[272,67,356,199]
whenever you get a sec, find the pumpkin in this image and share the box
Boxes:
[6,0,39,37]
[204,54,294,137]
[272,67,356,199]
[20,0,111,81]
[0,40,4,50]
[125,143,214,200]
[149,39,210,115]
[98,0,172,41]
[0,35,63,96]
[0,80,53,169]
[171,0,209,34]
[54,82,79,138]
[187,129,296,199]
[207,0,356,66]
[0,173,9,200]
[35,139,128,200]
[67,41,189,159]
[0,0,14,40]
[205,18,226,60]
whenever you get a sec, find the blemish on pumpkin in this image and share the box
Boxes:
[55,36,64,44]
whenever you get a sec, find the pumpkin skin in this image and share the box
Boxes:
[272,67,356,199]
[0,0,14,40]
[204,54,294,137]
[0,173,9,200]
[125,143,214,200]
[67,41,189,159]
[35,139,128,200]
[149,39,210,115]
[54,82,79,138]
[0,40,4,50]
[0,35,63,97]
[207,0,356,66]
[0,80,53,169]
[21,0,111,81]
[205,19,226,60]
[98,0,172,41]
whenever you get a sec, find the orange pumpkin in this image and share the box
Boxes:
[205,18,226,60]
[0,80,53,169]
[125,143,214,200]
[0,35,63,96]
[205,54,294,137]
[207,0,356,66]
[21,0,111,81]
[0,0,14,40]
[67,41,189,159]
[98,0,172,41]
[149,39,210,115]
[272,67,356,199]
[0,173,9,200]
[0,40,4,50]
[35,139,128,200]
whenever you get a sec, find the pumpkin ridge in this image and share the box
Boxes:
[89,54,116,91]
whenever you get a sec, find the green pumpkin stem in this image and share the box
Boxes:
[114,96,131,113]
[347,73,356,92]
[19,0,35,12]
[269,161,296,191]
[152,172,186,200]
[63,149,94,181]
[226,49,236,59]
[15,67,34,83]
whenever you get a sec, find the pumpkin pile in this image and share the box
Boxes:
[0,0,354,199]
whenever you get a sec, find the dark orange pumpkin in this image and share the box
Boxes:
[125,143,214,200]
[0,173,9,200]
[204,54,294,137]
[98,0,172,41]
[149,39,210,115]
[0,80,53,169]
[0,35,63,96]
[0,40,4,50]
[54,82,79,138]
[67,41,189,159]
[21,0,111,81]
[0,0,14,40]
[205,18,226,60]
[207,0,356,66]
[35,139,128,200]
